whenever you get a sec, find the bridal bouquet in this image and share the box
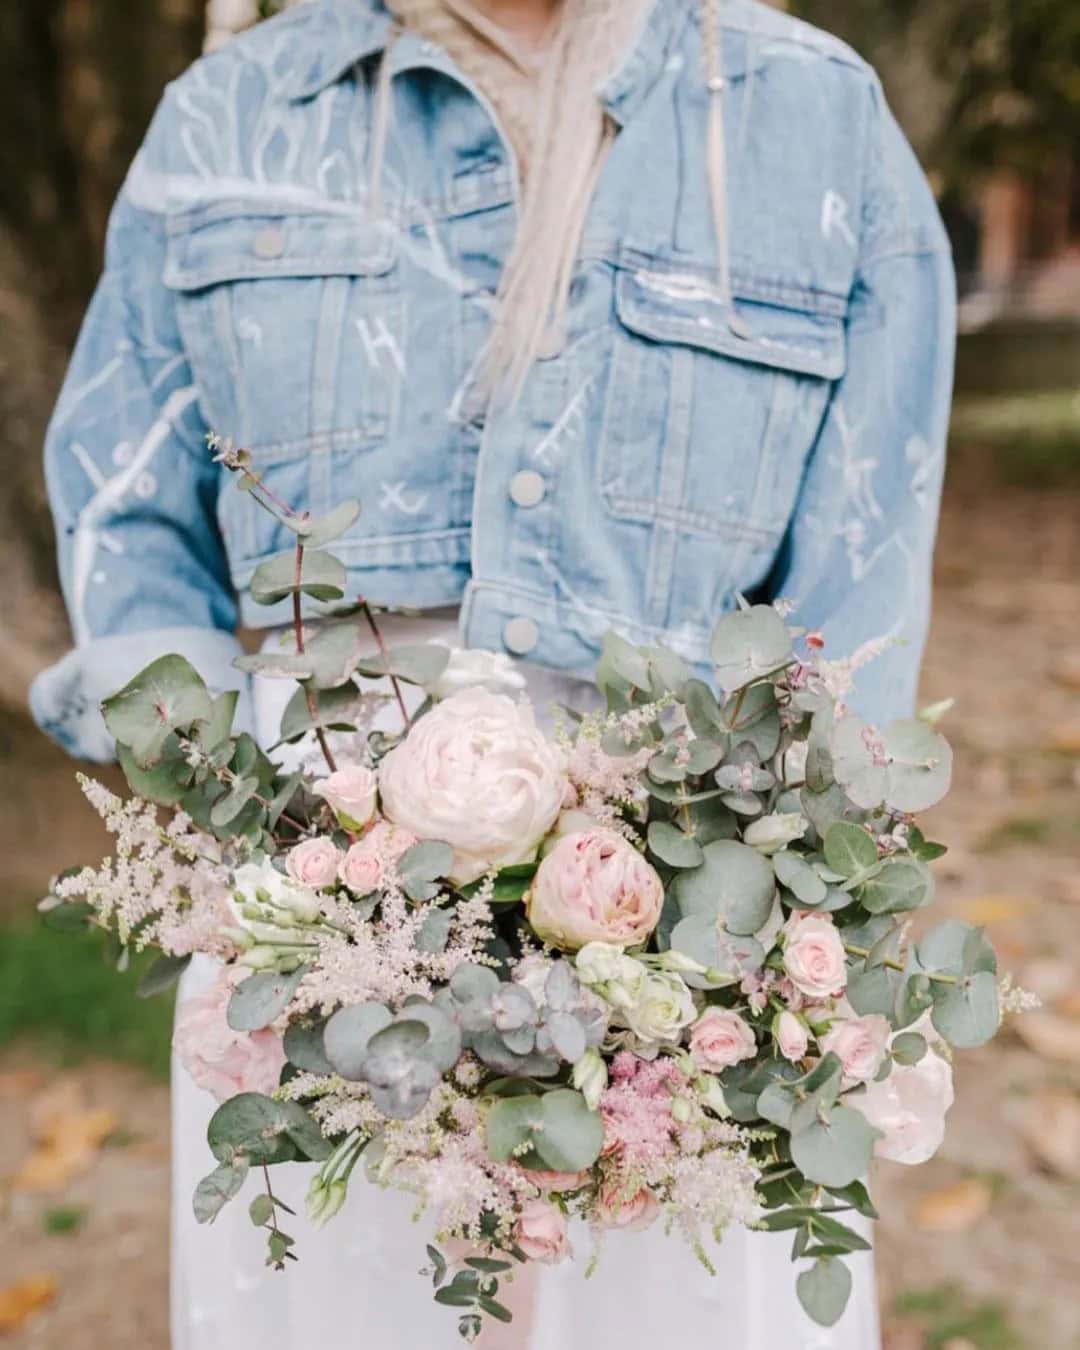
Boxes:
[44,446,1006,1338]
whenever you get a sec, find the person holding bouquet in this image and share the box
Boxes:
[32,0,955,1346]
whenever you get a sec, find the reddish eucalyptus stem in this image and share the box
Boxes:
[360,599,409,728]
[293,540,338,775]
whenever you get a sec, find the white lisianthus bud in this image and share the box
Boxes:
[743,812,809,855]
[572,1047,608,1111]
[670,1095,693,1125]
[695,1074,731,1118]
[576,943,648,1012]
[239,946,281,971]
[656,948,709,977]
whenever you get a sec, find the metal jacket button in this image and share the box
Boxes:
[503,617,539,655]
[509,470,545,508]
[253,228,285,260]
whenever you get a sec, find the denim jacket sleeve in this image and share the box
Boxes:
[767,81,956,728]
[30,90,251,762]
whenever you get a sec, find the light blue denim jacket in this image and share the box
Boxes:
[32,0,955,760]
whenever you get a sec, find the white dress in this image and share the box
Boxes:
[171,612,881,1350]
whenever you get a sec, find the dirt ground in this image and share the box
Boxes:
[1,468,1078,1349]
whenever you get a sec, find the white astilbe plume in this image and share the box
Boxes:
[53,777,235,958]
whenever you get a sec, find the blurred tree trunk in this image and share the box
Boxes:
[0,0,205,707]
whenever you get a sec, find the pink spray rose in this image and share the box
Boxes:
[173,967,286,1103]
[782,912,847,1000]
[378,688,567,884]
[312,764,378,829]
[523,1169,591,1194]
[776,1010,810,1062]
[513,1200,571,1264]
[821,1013,891,1083]
[689,1007,757,1072]
[527,829,664,952]
[339,821,418,895]
[594,1182,660,1232]
[286,836,343,890]
[854,1042,954,1164]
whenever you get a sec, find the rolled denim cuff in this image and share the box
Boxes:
[29,627,253,763]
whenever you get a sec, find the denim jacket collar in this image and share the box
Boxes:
[284,0,762,113]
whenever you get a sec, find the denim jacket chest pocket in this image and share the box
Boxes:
[597,254,848,624]
[163,205,403,566]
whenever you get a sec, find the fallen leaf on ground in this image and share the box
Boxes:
[1014,1011,1080,1064]
[1046,725,1080,755]
[1058,991,1080,1019]
[13,1080,120,1194]
[0,1275,58,1333]
[914,1179,993,1233]
[1016,1089,1080,1177]
[956,895,1035,926]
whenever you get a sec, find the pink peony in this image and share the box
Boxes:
[854,1043,954,1164]
[286,836,343,890]
[527,829,664,952]
[822,1013,891,1083]
[173,967,286,1103]
[312,764,378,829]
[689,1007,757,1072]
[379,689,567,884]
[339,821,418,895]
[776,1010,810,1062]
[513,1200,571,1264]
[782,912,847,1000]
[594,1182,660,1232]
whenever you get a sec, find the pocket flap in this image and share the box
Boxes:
[164,204,396,290]
[615,263,847,381]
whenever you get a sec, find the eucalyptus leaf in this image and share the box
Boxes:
[670,839,776,935]
[323,1003,394,1080]
[290,499,361,549]
[823,822,879,878]
[249,549,347,605]
[710,605,793,691]
[890,1032,927,1066]
[193,1157,250,1224]
[797,1257,853,1328]
[137,952,192,999]
[647,820,704,869]
[227,965,308,1033]
[930,971,1000,1048]
[283,1019,334,1075]
[207,1093,298,1165]
[353,643,452,687]
[117,739,193,806]
[790,1105,877,1188]
[773,850,828,906]
[857,858,933,915]
[102,655,213,767]
[210,775,261,828]
[881,719,953,813]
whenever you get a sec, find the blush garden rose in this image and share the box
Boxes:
[527,830,664,952]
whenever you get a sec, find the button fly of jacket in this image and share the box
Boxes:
[509,470,545,508]
[503,617,539,655]
[253,228,285,261]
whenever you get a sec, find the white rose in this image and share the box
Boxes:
[822,1013,891,1083]
[426,646,528,701]
[626,971,697,1047]
[378,689,567,884]
[853,1043,954,1164]
[743,812,809,855]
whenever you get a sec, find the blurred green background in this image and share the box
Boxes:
[0,2,1076,1347]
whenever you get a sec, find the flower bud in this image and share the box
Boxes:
[671,1095,693,1125]
[572,1047,608,1111]
[695,1074,731,1119]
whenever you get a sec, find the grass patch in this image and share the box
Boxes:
[0,916,173,1079]
[893,1284,1025,1349]
[949,389,1080,486]
[42,1206,89,1236]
